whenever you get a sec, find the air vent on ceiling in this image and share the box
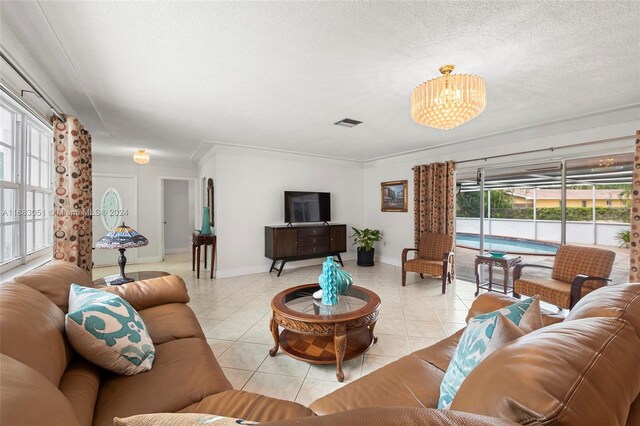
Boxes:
[334,118,362,128]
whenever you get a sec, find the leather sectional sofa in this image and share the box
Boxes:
[1,261,639,425]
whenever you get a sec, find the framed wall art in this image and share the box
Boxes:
[381,180,408,212]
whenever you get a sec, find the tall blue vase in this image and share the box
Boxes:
[318,257,353,305]
[200,207,212,235]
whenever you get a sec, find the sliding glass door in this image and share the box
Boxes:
[455,153,632,284]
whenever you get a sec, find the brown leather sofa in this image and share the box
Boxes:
[2,261,640,425]
[0,261,314,426]
[310,284,640,425]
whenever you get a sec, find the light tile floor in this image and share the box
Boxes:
[93,253,479,406]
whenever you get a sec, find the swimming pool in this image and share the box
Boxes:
[456,233,559,255]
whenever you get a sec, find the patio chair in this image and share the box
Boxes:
[513,245,615,310]
[401,232,455,293]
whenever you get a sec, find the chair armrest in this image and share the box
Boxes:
[569,274,611,309]
[99,275,190,311]
[442,251,455,262]
[402,248,418,264]
[513,263,553,282]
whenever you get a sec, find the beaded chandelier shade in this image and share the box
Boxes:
[133,149,150,164]
[411,65,486,130]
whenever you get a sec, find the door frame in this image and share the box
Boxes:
[93,172,138,265]
[158,176,198,261]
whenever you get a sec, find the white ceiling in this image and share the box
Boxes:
[1,1,639,162]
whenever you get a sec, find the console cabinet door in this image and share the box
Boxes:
[330,226,347,252]
[274,228,298,257]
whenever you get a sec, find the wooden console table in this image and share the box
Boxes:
[192,232,216,279]
[474,253,522,296]
[265,224,347,276]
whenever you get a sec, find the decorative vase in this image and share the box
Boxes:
[318,256,353,305]
[200,207,212,235]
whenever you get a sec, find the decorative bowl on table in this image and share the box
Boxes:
[488,251,507,258]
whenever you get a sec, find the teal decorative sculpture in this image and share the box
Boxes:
[200,207,212,235]
[318,257,353,305]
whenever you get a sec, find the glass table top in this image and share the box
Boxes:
[283,286,369,316]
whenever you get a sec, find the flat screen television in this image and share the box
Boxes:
[284,191,331,224]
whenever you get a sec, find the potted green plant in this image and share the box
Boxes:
[351,227,382,267]
[616,229,631,248]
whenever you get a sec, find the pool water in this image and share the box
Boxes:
[456,233,559,255]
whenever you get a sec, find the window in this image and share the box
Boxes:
[0,96,53,271]
[582,200,587,208]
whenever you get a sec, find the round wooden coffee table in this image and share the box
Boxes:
[269,283,381,382]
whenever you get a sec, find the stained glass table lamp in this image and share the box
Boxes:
[95,223,149,285]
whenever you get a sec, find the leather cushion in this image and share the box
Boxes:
[567,282,640,338]
[11,260,92,312]
[59,357,101,426]
[179,390,314,422]
[0,354,81,426]
[0,282,72,386]
[451,317,640,425]
[100,275,190,311]
[265,407,517,426]
[412,329,463,372]
[309,353,444,415]
[92,337,232,426]
[139,303,205,345]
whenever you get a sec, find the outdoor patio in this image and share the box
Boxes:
[455,245,630,286]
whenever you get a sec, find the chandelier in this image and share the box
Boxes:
[133,149,150,164]
[411,64,486,130]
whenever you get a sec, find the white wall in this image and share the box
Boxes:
[199,146,365,278]
[93,155,198,263]
[163,180,194,254]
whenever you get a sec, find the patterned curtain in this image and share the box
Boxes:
[52,116,93,273]
[631,129,640,282]
[413,161,456,247]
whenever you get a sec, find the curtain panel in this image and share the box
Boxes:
[413,161,456,248]
[631,130,640,282]
[52,116,93,273]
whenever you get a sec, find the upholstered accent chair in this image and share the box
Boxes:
[401,232,455,293]
[513,245,616,310]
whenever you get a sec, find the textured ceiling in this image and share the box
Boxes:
[2,1,639,161]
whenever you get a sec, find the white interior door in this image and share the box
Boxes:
[93,174,137,267]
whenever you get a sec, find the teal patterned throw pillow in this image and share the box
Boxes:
[65,284,155,375]
[438,298,540,410]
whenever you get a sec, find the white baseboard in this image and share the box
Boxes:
[164,247,190,255]
[376,254,401,267]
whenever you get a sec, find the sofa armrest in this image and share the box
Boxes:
[465,292,519,322]
[466,292,564,326]
[179,390,314,422]
[100,275,190,311]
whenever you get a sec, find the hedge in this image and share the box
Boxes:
[458,207,630,223]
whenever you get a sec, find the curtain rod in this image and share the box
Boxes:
[452,136,632,166]
[0,47,65,123]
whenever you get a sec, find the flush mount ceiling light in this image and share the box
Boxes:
[411,64,486,130]
[133,149,150,164]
